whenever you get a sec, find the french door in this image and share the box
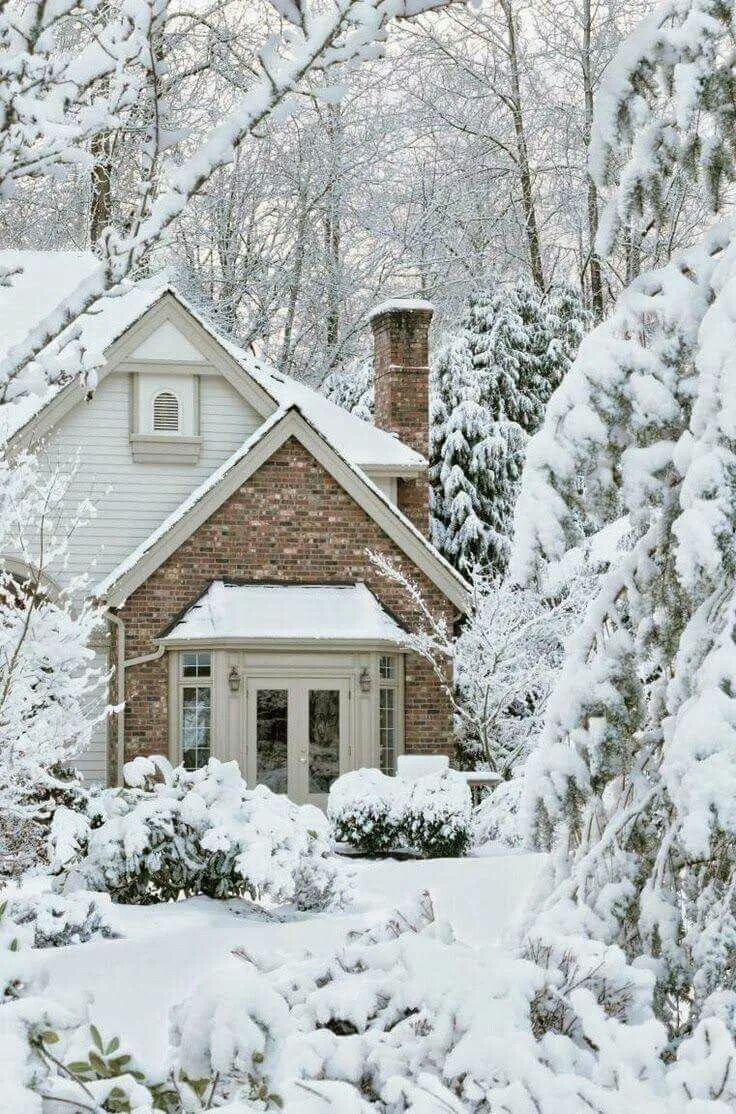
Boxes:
[245,676,350,806]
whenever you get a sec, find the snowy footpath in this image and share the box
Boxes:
[29,851,544,1073]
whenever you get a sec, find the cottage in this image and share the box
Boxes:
[1,251,469,805]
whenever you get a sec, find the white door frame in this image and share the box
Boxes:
[168,647,405,799]
[245,674,351,806]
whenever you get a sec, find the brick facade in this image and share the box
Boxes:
[111,436,455,774]
[371,303,433,536]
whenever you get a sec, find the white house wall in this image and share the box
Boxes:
[35,370,262,590]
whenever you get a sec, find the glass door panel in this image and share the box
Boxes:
[255,688,288,793]
[308,689,340,794]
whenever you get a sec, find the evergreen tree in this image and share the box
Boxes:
[432,279,587,576]
[430,335,524,576]
[512,2,736,1047]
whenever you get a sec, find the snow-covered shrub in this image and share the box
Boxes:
[164,891,736,1112]
[0,454,107,878]
[58,756,350,911]
[170,965,289,1107]
[472,777,523,849]
[402,769,471,858]
[328,768,406,854]
[1,888,118,948]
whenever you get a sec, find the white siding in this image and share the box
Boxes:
[75,646,110,784]
[37,372,262,588]
[25,370,262,784]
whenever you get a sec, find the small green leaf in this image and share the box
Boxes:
[9,937,19,952]
[90,1024,104,1051]
[40,1030,59,1045]
[88,1050,109,1075]
[270,1095,284,1109]
[106,1036,121,1054]
[67,1061,93,1074]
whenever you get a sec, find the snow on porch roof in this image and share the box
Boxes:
[158,581,407,646]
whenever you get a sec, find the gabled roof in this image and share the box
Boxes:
[96,405,471,614]
[0,250,425,472]
[158,580,407,646]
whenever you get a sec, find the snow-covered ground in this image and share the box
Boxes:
[28,850,544,1074]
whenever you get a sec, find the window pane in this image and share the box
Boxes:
[309,689,340,794]
[256,689,288,794]
[182,685,211,770]
[379,655,396,681]
[379,687,396,775]
[183,652,211,678]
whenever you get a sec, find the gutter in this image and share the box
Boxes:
[106,610,165,786]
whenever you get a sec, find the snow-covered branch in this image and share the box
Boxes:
[0,0,460,402]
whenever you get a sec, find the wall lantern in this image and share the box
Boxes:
[228,667,241,694]
[359,667,372,694]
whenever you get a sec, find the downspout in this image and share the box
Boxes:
[106,610,165,786]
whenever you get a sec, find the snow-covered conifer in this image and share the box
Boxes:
[322,358,374,421]
[511,4,736,1044]
[430,333,526,575]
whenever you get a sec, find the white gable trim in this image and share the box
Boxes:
[10,292,277,451]
[99,406,470,614]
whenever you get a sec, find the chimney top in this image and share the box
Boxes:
[367,297,434,323]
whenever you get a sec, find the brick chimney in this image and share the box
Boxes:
[370,299,433,536]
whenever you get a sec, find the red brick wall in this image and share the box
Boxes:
[113,436,455,772]
[371,305,432,536]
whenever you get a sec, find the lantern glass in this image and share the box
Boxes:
[228,667,241,693]
[359,667,372,694]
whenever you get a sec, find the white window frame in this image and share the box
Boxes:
[178,651,213,770]
[378,653,403,775]
[129,372,202,463]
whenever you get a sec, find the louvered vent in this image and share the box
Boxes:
[152,391,179,432]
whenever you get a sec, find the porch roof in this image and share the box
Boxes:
[158,580,407,646]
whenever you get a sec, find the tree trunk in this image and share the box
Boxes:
[501,0,545,294]
[582,0,604,319]
[89,132,113,249]
[323,104,343,368]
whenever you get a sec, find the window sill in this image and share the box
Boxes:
[130,434,202,464]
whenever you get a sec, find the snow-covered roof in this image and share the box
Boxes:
[241,357,424,471]
[158,580,407,644]
[368,298,434,320]
[0,250,425,471]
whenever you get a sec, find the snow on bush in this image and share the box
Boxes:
[1,887,117,949]
[5,892,736,1111]
[162,891,736,1112]
[54,756,351,911]
[472,776,523,849]
[402,769,471,858]
[329,768,471,858]
[328,769,407,854]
